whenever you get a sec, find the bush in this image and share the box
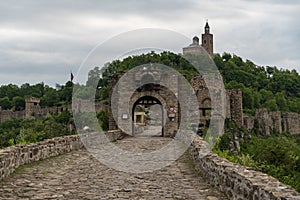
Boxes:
[215,132,300,193]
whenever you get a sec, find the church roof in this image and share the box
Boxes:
[205,22,210,28]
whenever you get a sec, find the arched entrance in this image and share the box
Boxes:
[132,96,164,137]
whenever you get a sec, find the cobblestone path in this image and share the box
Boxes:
[0,137,227,200]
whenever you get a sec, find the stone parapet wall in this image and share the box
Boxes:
[0,130,125,181]
[189,136,300,200]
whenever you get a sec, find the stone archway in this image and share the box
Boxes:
[132,96,164,137]
[108,66,192,138]
[129,84,179,137]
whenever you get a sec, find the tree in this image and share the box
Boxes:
[97,110,109,131]
[253,91,261,109]
[86,67,101,88]
[54,110,71,125]
[12,96,25,111]
[266,66,275,77]
[59,81,73,103]
[264,99,278,111]
[259,89,274,105]
[0,97,12,110]
[40,89,60,107]
[242,88,254,110]
[72,85,95,100]
[222,52,232,62]
[275,92,288,111]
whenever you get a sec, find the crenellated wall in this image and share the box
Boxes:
[0,98,109,124]
[189,136,300,200]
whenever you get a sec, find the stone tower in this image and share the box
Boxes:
[25,97,40,118]
[201,21,213,57]
[183,21,214,57]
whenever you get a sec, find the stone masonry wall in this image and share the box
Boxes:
[0,99,108,124]
[243,109,300,135]
[0,130,124,181]
[228,90,243,127]
[0,109,25,123]
[189,136,300,200]
[190,74,243,126]
[283,112,300,135]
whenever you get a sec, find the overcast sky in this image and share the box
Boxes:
[0,0,299,86]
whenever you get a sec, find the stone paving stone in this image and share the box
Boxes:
[0,137,227,199]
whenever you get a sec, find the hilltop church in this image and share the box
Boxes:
[183,21,214,57]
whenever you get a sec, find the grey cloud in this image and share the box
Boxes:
[0,0,299,86]
[240,0,299,4]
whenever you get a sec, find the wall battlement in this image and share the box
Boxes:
[0,98,108,124]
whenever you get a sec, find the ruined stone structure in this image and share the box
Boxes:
[0,97,71,123]
[25,97,41,118]
[283,112,300,135]
[108,66,186,137]
[244,109,300,135]
[0,107,24,123]
[108,70,243,137]
[0,98,108,124]
[108,22,243,136]
[190,74,243,127]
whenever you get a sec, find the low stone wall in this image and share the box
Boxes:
[189,136,300,200]
[0,130,125,181]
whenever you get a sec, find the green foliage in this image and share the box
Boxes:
[2,51,296,114]
[213,149,258,169]
[12,96,25,111]
[73,112,98,130]
[215,129,300,192]
[240,134,300,192]
[0,113,74,149]
[97,111,109,131]
[40,88,60,107]
[214,53,300,113]
[0,81,73,110]
[264,99,278,111]
[53,110,72,125]
[85,51,300,114]
[242,88,254,110]
[216,132,231,151]
[0,97,11,109]
[72,85,95,100]
[275,92,288,111]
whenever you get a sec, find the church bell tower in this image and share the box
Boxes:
[201,21,213,57]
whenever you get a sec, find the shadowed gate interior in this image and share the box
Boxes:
[132,96,164,137]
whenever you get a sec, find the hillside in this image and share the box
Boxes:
[1,51,299,114]
[1,51,300,192]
